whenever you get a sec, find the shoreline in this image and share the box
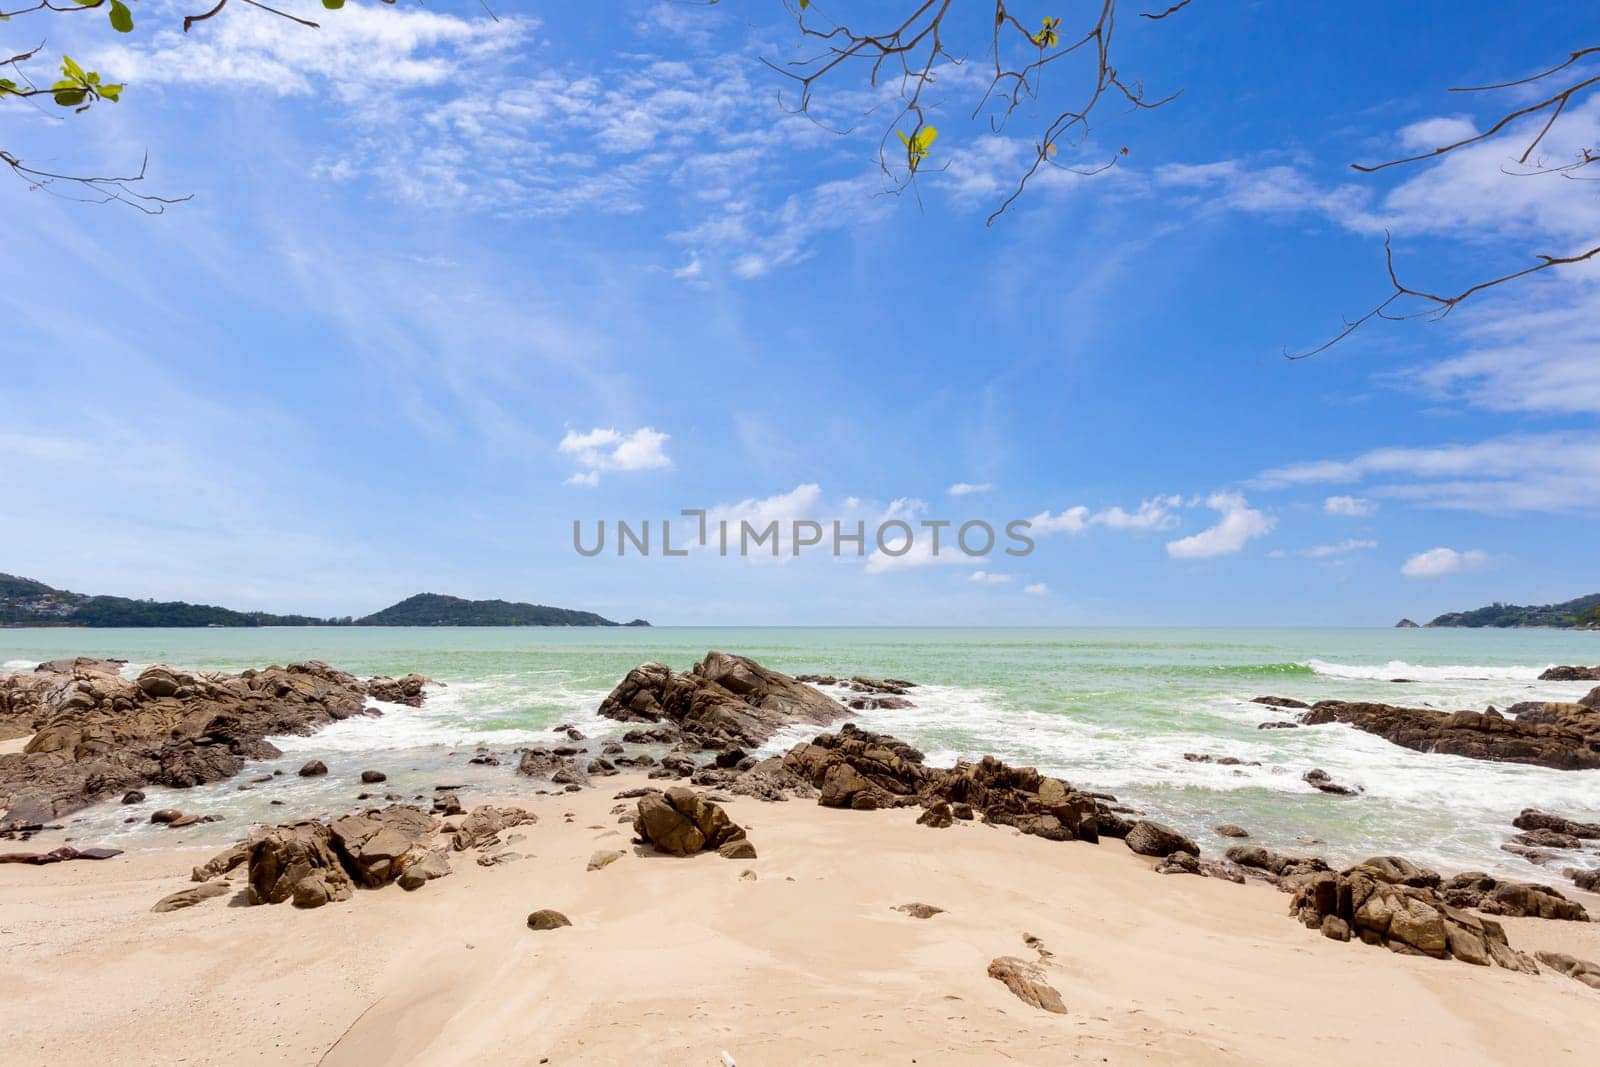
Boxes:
[4,773,1599,1065]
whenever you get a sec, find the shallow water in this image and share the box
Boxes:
[5,626,1599,878]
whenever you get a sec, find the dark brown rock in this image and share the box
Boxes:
[1513,808,1600,839]
[298,760,328,778]
[527,908,571,931]
[1125,821,1198,858]
[1539,665,1600,682]
[1302,699,1600,770]
[1439,872,1589,921]
[633,787,748,857]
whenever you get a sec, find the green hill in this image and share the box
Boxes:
[358,592,630,627]
[1,573,645,628]
[1427,593,1600,629]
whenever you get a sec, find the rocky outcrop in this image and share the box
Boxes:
[633,787,750,857]
[771,723,1126,846]
[1513,808,1600,839]
[227,802,518,909]
[1439,873,1589,921]
[1,660,431,823]
[364,674,434,707]
[0,845,121,864]
[1126,821,1198,858]
[1303,768,1362,796]
[1582,685,1600,710]
[1225,845,1331,885]
[1288,866,1538,971]
[1538,951,1600,990]
[598,651,846,748]
[1539,665,1600,682]
[1299,699,1600,770]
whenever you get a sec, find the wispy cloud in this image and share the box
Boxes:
[968,570,1012,584]
[948,482,992,496]
[1258,433,1600,514]
[1270,538,1377,560]
[1324,495,1377,517]
[1030,495,1181,536]
[1024,582,1048,596]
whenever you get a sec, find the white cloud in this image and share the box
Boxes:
[1324,495,1377,517]
[968,570,1012,584]
[1401,547,1489,578]
[1030,495,1181,536]
[1272,538,1377,560]
[1165,492,1274,559]
[1398,116,1477,151]
[1258,433,1600,514]
[559,426,671,485]
[1024,582,1048,596]
[948,482,992,496]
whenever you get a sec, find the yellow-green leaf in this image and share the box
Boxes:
[109,0,134,32]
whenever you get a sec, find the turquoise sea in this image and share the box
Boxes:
[6,626,1599,879]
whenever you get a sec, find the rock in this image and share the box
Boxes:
[1513,808,1600,839]
[450,804,536,852]
[1347,856,1440,889]
[1572,867,1600,892]
[365,674,432,707]
[1214,824,1250,838]
[0,845,122,864]
[634,787,748,857]
[1538,665,1600,682]
[917,801,955,828]
[1125,821,1198,858]
[247,822,355,908]
[192,843,250,882]
[328,806,434,888]
[152,882,230,912]
[1257,721,1298,730]
[298,760,328,778]
[1224,845,1330,883]
[717,837,757,860]
[1513,828,1583,850]
[587,849,625,871]
[1302,699,1600,771]
[987,956,1067,1014]
[396,849,452,891]
[1252,695,1309,709]
[1,660,405,821]
[359,770,387,784]
[1303,768,1362,796]
[1155,850,1201,875]
[120,790,145,804]
[894,902,944,918]
[1582,685,1600,710]
[527,908,571,931]
[1289,868,1537,971]
[1536,951,1600,990]
[1439,872,1589,921]
[150,809,183,824]
[597,651,847,748]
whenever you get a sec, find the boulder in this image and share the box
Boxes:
[527,908,571,931]
[247,822,355,908]
[359,770,387,784]
[1536,951,1600,990]
[396,849,452,891]
[1513,808,1600,839]
[192,842,250,883]
[328,806,434,888]
[120,790,145,804]
[1214,824,1250,838]
[298,760,328,778]
[598,651,847,748]
[1303,768,1362,796]
[1125,821,1198,858]
[365,674,433,707]
[1155,850,1202,876]
[633,787,748,857]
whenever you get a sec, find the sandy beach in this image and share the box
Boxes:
[4,772,1599,1067]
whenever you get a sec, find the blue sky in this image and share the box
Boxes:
[3,1,1598,625]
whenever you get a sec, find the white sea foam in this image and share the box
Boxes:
[1304,659,1549,682]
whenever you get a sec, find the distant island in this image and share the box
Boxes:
[0,573,646,628]
[1423,593,1600,630]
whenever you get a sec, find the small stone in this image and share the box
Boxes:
[894,902,944,919]
[150,809,183,825]
[298,760,328,777]
[527,909,571,931]
[587,849,625,872]
[1214,824,1250,838]
[152,882,230,913]
[121,790,145,805]
[360,770,387,784]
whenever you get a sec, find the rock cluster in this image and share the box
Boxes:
[170,801,531,911]
[1298,699,1600,771]
[598,651,846,749]
[772,723,1131,846]
[1287,862,1540,971]
[1,659,432,824]
[633,786,752,858]
[1538,665,1600,682]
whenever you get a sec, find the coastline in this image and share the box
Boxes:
[5,772,1600,1066]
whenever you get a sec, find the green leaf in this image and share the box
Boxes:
[61,55,86,82]
[53,88,87,108]
[322,0,344,8]
[109,0,134,32]
[99,82,123,102]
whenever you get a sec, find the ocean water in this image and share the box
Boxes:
[5,626,1599,880]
